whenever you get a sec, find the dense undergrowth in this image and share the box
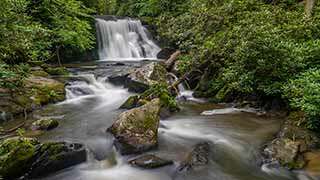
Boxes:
[0,0,102,89]
[109,0,320,131]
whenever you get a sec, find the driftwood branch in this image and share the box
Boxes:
[0,122,25,135]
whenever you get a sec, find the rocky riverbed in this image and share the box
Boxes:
[0,60,319,180]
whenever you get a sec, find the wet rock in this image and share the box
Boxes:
[108,99,161,155]
[0,137,86,179]
[178,142,211,172]
[125,62,167,93]
[119,95,141,109]
[31,119,59,131]
[0,137,39,179]
[108,73,129,86]
[0,76,65,120]
[264,138,305,169]
[28,142,86,178]
[304,151,320,177]
[129,154,173,169]
[263,111,320,170]
[157,48,176,60]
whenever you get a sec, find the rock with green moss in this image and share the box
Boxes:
[125,62,168,93]
[31,119,59,131]
[0,138,86,179]
[28,142,86,178]
[120,84,180,116]
[119,95,140,109]
[108,99,161,155]
[44,67,69,76]
[0,137,39,179]
[263,111,320,170]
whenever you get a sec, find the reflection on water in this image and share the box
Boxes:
[38,62,305,180]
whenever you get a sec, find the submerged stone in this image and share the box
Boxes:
[108,99,161,155]
[129,154,173,169]
[178,142,211,172]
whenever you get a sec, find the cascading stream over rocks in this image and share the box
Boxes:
[95,18,161,61]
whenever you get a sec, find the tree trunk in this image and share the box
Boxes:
[305,0,316,17]
[56,46,62,67]
[165,50,181,71]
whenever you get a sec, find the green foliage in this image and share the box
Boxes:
[0,62,30,88]
[0,0,95,88]
[283,69,320,130]
[112,0,320,130]
[142,84,179,112]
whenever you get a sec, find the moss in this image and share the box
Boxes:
[120,95,140,109]
[44,67,69,76]
[31,70,49,77]
[0,138,39,179]
[32,119,59,130]
[38,142,65,161]
[141,84,179,112]
[150,63,167,83]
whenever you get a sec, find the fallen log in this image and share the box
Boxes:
[165,50,181,71]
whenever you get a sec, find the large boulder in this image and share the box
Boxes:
[129,154,173,169]
[119,84,180,117]
[114,62,167,93]
[27,142,86,178]
[263,112,320,169]
[0,137,86,179]
[108,99,161,155]
[0,137,38,179]
[178,142,211,172]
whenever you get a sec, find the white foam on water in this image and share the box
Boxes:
[96,18,161,61]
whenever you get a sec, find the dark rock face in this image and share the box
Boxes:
[108,99,161,155]
[108,73,129,86]
[0,138,86,179]
[28,142,87,178]
[178,142,211,172]
[129,154,173,169]
[157,48,177,60]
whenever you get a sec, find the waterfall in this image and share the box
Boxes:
[95,18,161,61]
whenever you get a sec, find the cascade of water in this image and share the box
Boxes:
[95,18,161,61]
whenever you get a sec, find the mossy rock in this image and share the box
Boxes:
[31,70,49,77]
[120,95,140,109]
[44,67,69,76]
[108,99,161,155]
[120,84,180,114]
[0,137,39,179]
[0,138,86,179]
[31,119,59,131]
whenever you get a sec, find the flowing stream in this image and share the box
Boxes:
[33,18,314,180]
[32,61,312,180]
